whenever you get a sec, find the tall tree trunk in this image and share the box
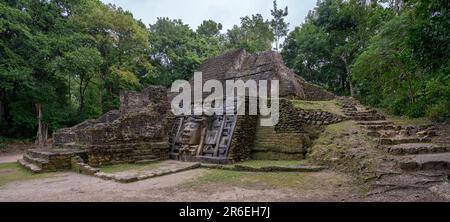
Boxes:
[341,55,355,97]
[406,73,416,104]
[99,76,104,113]
[79,79,85,113]
[35,103,48,147]
[0,90,4,122]
[275,37,279,52]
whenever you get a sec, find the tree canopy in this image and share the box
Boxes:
[0,0,286,139]
[282,0,449,121]
[1,0,448,141]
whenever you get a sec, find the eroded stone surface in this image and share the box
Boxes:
[95,160,201,183]
[430,183,450,201]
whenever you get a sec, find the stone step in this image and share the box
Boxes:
[400,153,450,171]
[23,154,49,168]
[347,111,377,116]
[384,143,450,155]
[367,130,403,138]
[26,149,52,160]
[379,137,432,145]
[365,125,398,131]
[349,115,382,119]
[18,159,42,173]
[351,116,386,121]
[357,121,394,126]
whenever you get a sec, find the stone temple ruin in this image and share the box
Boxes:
[18,49,343,174]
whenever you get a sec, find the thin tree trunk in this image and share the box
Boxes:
[275,37,279,52]
[99,77,103,113]
[341,55,355,97]
[79,78,85,113]
[0,90,4,122]
[406,73,415,103]
[35,103,48,147]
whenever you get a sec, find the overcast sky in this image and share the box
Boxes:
[100,0,317,32]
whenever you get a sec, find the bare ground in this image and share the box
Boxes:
[0,169,361,202]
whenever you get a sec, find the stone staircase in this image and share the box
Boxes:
[338,97,450,199]
[18,148,87,173]
[338,97,450,172]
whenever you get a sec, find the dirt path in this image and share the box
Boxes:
[0,169,361,202]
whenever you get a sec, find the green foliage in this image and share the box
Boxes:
[2,0,447,141]
[148,18,228,86]
[270,0,289,51]
[226,14,274,53]
[0,0,150,138]
[283,0,449,121]
[197,20,223,37]
[148,18,201,85]
[351,1,450,120]
[283,0,393,95]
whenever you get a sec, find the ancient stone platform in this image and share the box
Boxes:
[94,160,201,183]
[18,148,87,173]
[19,49,339,174]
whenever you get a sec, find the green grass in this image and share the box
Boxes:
[236,160,307,168]
[99,162,160,173]
[0,162,57,186]
[291,99,345,116]
[195,169,247,184]
[182,169,348,191]
[308,120,381,183]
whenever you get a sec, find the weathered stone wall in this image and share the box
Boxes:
[277,99,344,129]
[86,142,170,167]
[54,86,174,147]
[275,99,306,133]
[251,100,307,160]
[195,49,306,99]
[251,99,344,160]
[119,87,168,115]
[228,114,258,162]
[51,86,173,167]
[251,125,308,160]
[296,76,335,101]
